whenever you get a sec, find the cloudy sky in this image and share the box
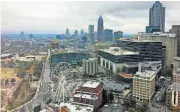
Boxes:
[1,1,180,34]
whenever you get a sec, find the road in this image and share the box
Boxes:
[12,62,51,112]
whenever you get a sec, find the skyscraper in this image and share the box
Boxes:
[97,15,104,41]
[66,28,69,35]
[149,1,165,32]
[74,30,78,37]
[29,34,33,38]
[104,29,113,41]
[20,31,24,38]
[80,29,84,36]
[88,25,94,43]
[114,31,123,41]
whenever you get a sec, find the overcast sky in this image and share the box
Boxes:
[1,1,180,34]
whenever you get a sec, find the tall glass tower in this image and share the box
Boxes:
[149,1,165,32]
[97,15,104,41]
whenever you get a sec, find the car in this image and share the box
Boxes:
[104,105,109,107]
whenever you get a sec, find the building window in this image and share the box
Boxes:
[110,64,113,71]
[106,62,109,69]
[103,60,105,67]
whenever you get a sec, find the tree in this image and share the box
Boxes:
[10,78,16,84]
[128,108,136,112]
[140,101,149,112]
[108,91,114,101]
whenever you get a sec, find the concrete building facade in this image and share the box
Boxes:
[132,70,156,103]
[169,25,180,56]
[138,32,177,67]
[82,58,98,76]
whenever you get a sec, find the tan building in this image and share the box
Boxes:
[173,69,180,83]
[138,32,177,67]
[133,70,156,102]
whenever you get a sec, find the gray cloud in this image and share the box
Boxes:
[1,1,180,34]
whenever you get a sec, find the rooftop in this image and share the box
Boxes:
[73,93,98,100]
[138,32,176,37]
[133,70,156,80]
[174,57,180,61]
[60,103,93,112]
[174,68,180,75]
[167,82,180,92]
[99,47,139,56]
[82,81,100,88]
[118,72,133,79]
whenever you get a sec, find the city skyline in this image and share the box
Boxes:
[2,1,180,34]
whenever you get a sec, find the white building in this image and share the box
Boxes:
[98,47,139,74]
[138,32,177,67]
[82,58,98,76]
[133,70,156,103]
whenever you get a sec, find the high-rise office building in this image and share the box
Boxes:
[114,31,123,41]
[80,29,84,36]
[133,70,156,103]
[82,58,98,76]
[74,30,78,37]
[88,25,94,43]
[20,31,24,38]
[169,25,180,56]
[29,34,33,38]
[149,1,165,32]
[104,29,113,41]
[97,15,104,42]
[66,28,69,35]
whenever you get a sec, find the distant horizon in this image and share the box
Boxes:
[1,33,133,38]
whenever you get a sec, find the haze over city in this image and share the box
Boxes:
[2,1,180,34]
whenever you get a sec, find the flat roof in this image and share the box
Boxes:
[73,93,98,100]
[138,32,176,37]
[118,72,133,79]
[100,47,139,56]
[167,82,180,92]
[60,103,93,112]
[82,81,100,88]
[133,70,156,79]
[0,54,12,58]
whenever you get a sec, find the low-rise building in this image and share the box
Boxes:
[72,81,104,111]
[133,70,156,103]
[166,82,180,111]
